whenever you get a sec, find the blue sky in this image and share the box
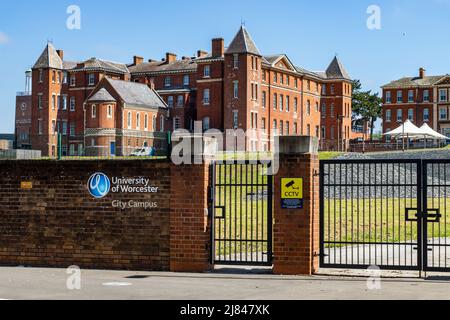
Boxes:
[1,0,450,133]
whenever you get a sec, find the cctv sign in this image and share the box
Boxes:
[281,178,304,209]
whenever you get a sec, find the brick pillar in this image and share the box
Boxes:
[169,137,213,273]
[272,136,320,275]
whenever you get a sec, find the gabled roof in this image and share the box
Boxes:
[33,42,63,70]
[325,56,351,80]
[382,75,445,89]
[106,78,167,109]
[129,58,197,74]
[72,57,129,74]
[87,88,116,103]
[264,54,297,72]
[225,26,261,56]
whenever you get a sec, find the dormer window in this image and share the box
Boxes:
[204,65,211,78]
[233,54,239,69]
[88,74,95,86]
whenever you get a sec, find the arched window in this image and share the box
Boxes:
[92,105,96,118]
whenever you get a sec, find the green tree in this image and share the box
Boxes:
[351,80,382,141]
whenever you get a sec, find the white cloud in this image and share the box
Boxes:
[0,32,9,44]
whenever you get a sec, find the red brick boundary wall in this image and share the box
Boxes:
[273,136,320,275]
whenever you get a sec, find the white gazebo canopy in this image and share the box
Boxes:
[420,123,449,140]
[383,120,431,138]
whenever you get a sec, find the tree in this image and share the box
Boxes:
[351,80,382,141]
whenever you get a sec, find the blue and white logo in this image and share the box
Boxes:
[88,173,111,199]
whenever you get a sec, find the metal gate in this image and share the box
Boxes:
[320,159,450,272]
[210,161,273,266]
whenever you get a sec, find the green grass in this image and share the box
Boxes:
[323,198,450,247]
[319,152,344,160]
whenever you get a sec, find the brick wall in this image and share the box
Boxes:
[0,160,171,271]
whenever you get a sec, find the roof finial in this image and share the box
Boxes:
[241,19,246,27]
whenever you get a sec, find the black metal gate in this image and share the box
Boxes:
[210,161,273,266]
[320,159,450,272]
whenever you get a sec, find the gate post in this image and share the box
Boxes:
[169,136,214,273]
[272,136,320,275]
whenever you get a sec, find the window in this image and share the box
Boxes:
[233,111,239,129]
[274,73,277,83]
[62,121,67,136]
[279,94,284,111]
[273,120,277,134]
[262,70,267,82]
[177,95,184,107]
[294,97,298,113]
[307,80,310,91]
[385,109,392,122]
[107,105,113,118]
[164,77,171,87]
[316,126,320,138]
[315,102,319,112]
[62,95,67,110]
[321,126,326,139]
[152,115,157,131]
[279,121,283,136]
[136,113,140,129]
[203,89,210,105]
[321,103,327,118]
[70,76,76,86]
[397,109,403,122]
[307,124,311,136]
[160,116,165,132]
[63,72,68,84]
[38,120,43,134]
[408,90,414,103]
[408,108,414,121]
[173,117,181,130]
[183,75,189,86]
[294,122,298,134]
[440,89,447,102]
[330,103,335,118]
[423,90,429,102]
[280,74,284,85]
[204,65,211,78]
[38,94,43,109]
[286,96,290,112]
[285,121,290,135]
[70,123,75,137]
[165,96,173,108]
[330,84,335,94]
[144,114,148,130]
[331,126,335,139]
[294,78,298,89]
[262,91,266,108]
[233,81,239,99]
[385,128,392,143]
[52,94,56,110]
[262,117,266,132]
[203,117,210,131]
[69,144,75,156]
[78,144,83,156]
[306,100,311,115]
[127,111,132,129]
[52,70,56,83]
[39,69,43,83]
[423,108,430,122]
[70,97,75,111]
[273,93,277,110]
[57,72,61,84]
[286,76,290,86]
[322,84,326,95]
[440,108,447,120]
[92,105,96,118]
[51,120,56,133]
[233,54,239,69]
[88,74,95,86]
[397,91,403,103]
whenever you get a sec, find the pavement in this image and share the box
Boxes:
[0,266,449,300]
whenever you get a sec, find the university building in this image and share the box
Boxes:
[17,26,359,156]
[382,68,450,140]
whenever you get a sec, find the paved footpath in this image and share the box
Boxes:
[0,266,449,300]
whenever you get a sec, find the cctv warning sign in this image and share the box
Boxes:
[281,178,304,209]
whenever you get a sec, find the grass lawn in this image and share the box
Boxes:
[319,152,344,160]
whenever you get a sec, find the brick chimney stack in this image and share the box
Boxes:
[133,56,144,65]
[166,52,177,64]
[419,67,426,79]
[56,50,64,60]
[212,38,224,57]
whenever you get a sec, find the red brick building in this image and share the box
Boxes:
[15,70,32,149]
[382,68,450,141]
[21,26,356,155]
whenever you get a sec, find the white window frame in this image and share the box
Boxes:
[386,91,391,103]
[423,90,429,102]
[177,95,184,107]
[107,105,113,118]
[164,77,171,87]
[440,107,447,121]
[423,108,429,122]
[440,89,447,102]
[397,91,403,103]
[127,111,132,129]
[233,111,239,129]
[397,109,403,122]
[408,90,414,103]
[70,97,76,111]
[136,113,140,130]
[408,108,414,121]
[70,75,76,87]
[88,74,95,86]
[203,117,210,131]
[168,96,174,108]
[173,117,181,130]
[233,54,239,69]
[203,65,211,78]
[92,105,96,118]
[233,81,239,99]
[385,109,392,122]
[144,114,148,131]
[183,75,189,86]
[203,89,210,105]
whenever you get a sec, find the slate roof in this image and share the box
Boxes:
[382,75,446,88]
[106,78,167,109]
[325,56,351,80]
[33,43,63,69]
[129,58,197,74]
[225,26,261,56]
[87,88,117,103]
[72,58,129,74]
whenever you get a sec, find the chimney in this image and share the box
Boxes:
[56,50,64,60]
[212,38,224,58]
[197,50,208,58]
[419,67,426,79]
[133,56,144,65]
[166,52,177,64]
